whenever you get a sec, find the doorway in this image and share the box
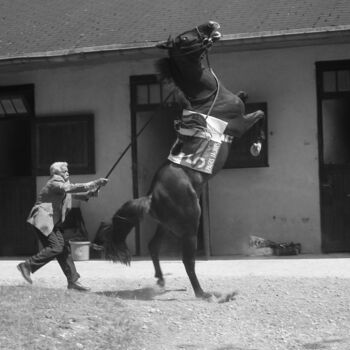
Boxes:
[317,60,350,252]
[0,84,37,256]
[130,75,206,257]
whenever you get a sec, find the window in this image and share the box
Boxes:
[35,114,95,175]
[317,60,350,97]
[322,70,350,93]
[130,75,178,109]
[0,96,30,116]
[136,83,161,105]
[0,84,33,118]
[224,102,268,169]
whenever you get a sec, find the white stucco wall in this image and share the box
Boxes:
[1,41,350,256]
[208,43,350,255]
[0,58,159,250]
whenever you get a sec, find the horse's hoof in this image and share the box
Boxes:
[199,291,238,303]
[213,291,238,303]
[196,291,213,301]
[236,90,248,103]
[156,278,165,287]
[250,142,262,157]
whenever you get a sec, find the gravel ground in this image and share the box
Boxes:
[2,254,350,350]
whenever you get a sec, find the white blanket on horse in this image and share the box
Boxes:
[168,110,232,174]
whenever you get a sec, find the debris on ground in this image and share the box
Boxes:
[249,235,301,256]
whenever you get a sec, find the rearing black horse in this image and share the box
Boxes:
[101,21,264,300]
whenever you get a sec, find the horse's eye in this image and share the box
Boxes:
[182,36,188,41]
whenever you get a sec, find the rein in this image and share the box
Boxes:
[204,52,220,119]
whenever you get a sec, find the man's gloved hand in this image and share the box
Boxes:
[95,178,108,187]
[88,178,108,191]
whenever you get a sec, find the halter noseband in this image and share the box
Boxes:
[173,26,215,56]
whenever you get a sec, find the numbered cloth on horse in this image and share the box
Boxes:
[168,109,233,174]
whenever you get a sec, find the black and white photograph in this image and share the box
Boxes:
[1,1,350,349]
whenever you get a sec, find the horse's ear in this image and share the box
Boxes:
[156,36,173,49]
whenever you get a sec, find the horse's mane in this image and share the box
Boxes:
[155,58,191,109]
[155,57,173,83]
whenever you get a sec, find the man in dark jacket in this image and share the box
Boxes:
[17,161,108,291]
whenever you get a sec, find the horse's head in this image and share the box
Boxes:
[157,21,221,55]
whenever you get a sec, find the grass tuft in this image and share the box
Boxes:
[0,285,141,350]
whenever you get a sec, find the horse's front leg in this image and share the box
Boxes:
[245,110,265,156]
[182,235,211,300]
[244,110,265,125]
[148,225,165,287]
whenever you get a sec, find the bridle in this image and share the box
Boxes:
[171,26,216,56]
[171,26,220,118]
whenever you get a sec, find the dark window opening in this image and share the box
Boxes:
[322,70,350,93]
[0,84,34,177]
[0,96,30,116]
[318,60,350,98]
[35,114,95,175]
[224,102,268,169]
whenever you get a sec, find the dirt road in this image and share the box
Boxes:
[2,255,350,350]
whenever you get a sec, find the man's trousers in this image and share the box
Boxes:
[26,227,80,283]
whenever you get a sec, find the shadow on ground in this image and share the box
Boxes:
[95,287,187,300]
[303,338,348,349]
[95,287,237,303]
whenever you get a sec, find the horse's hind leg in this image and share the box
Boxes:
[148,225,165,287]
[182,235,211,299]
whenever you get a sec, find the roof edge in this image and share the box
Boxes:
[0,41,158,63]
[1,25,350,65]
[221,24,350,41]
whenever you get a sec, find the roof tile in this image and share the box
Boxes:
[1,0,350,59]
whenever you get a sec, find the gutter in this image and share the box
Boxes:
[222,24,350,41]
[218,25,350,51]
[0,25,350,66]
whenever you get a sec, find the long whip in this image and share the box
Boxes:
[104,116,152,178]
[104,90,175,179]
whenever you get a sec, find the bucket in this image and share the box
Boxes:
[69,240,90,261]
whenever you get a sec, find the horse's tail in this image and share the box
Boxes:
[103,196,151,265]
